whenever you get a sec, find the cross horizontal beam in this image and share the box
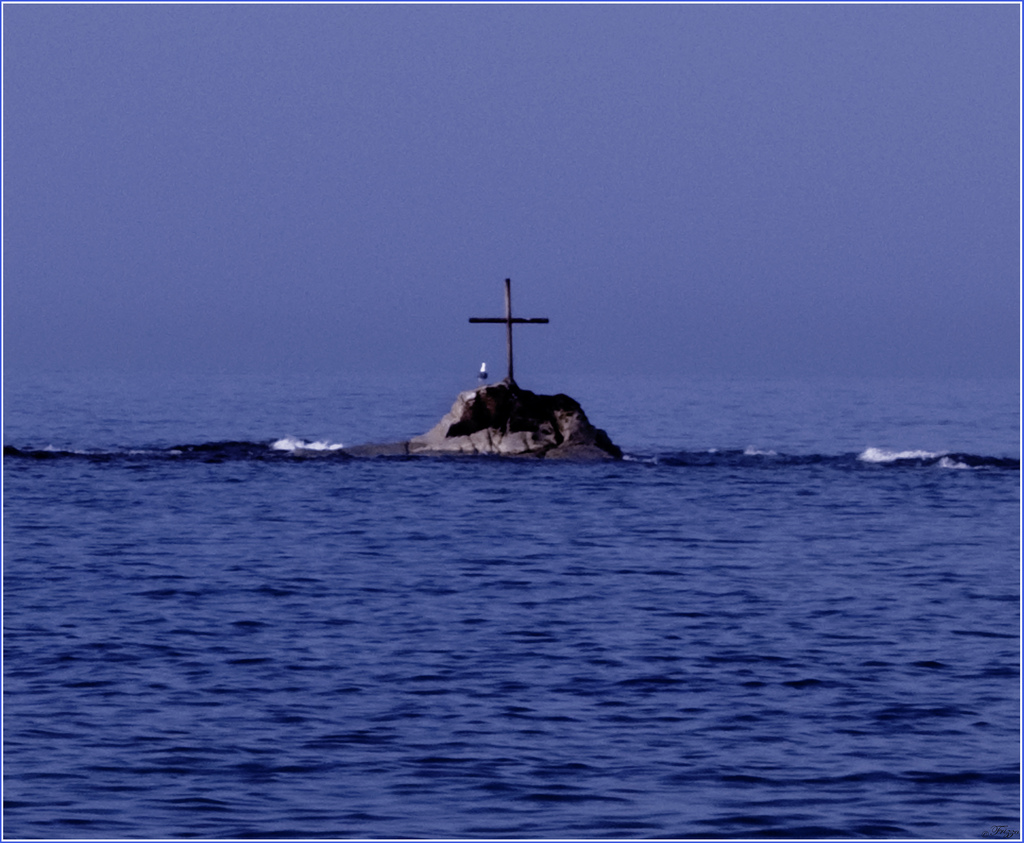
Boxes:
[468,318,549,324]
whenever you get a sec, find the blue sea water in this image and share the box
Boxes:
[3,370,1020,840]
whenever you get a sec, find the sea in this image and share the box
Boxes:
[3,369,1020,841]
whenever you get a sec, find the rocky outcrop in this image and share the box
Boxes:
[407,379,621,460]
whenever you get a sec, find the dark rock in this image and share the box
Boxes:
[407,379,621,460]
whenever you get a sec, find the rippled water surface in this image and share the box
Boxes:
[3,372,1019,839]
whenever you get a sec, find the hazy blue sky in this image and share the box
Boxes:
[4,3,1020,380]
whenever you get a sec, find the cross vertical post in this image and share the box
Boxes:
[504,278,514,383]
[469,278,549,385]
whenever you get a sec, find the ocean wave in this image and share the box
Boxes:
[638,448,1018,471]
[3,440,351,462]
[3,443,1018,470]
[856,448,1018,469]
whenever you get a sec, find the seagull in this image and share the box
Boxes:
[478,362,488,382]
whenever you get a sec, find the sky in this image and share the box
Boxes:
[3,2,1020,381]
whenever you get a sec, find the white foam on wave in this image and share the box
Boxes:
[936,456,972,470]
[744,446,777,457]
[858,447,944,463]
[623,453,659,464]
[43,444,90,455]
[271,436,345,452]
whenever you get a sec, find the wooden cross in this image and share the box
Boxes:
[469,278,548,384]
